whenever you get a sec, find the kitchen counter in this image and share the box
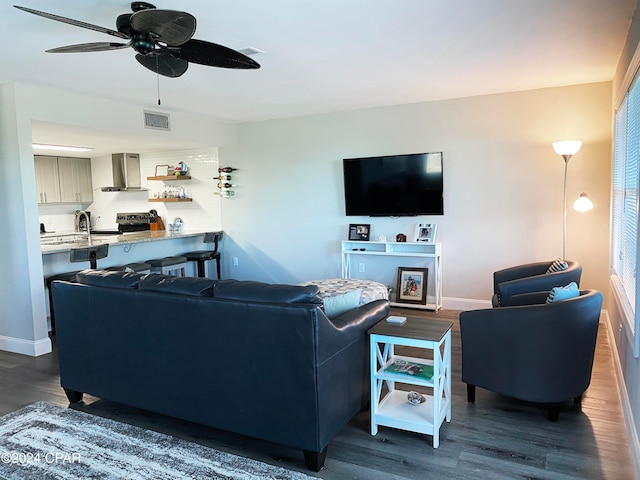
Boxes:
[41,229,223,331]
[41,230,209,255]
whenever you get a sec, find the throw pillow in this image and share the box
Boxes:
[546,257,568,274]
[323,288,362,319]
[546,282,580,303]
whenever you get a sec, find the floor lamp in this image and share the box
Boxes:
[553,140,593,260]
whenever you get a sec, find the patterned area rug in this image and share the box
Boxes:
[0,402,317,480]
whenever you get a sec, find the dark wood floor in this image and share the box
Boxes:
[0,308,635,479]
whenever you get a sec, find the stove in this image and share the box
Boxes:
[116,212,151,233]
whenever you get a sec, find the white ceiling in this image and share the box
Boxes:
[1,0,637,155]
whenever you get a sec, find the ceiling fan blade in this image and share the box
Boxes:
[130,9,196,46]
[174,39,260,70]
[13,5,129,40]
[136,52,189,78]
[46,42,131,53]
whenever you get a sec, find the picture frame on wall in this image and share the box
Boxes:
[349,224,371,241]
[396,267,428,305]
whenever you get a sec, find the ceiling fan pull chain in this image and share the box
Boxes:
[156,54,161,106]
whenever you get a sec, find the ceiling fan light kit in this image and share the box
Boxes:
[14,2,261,78]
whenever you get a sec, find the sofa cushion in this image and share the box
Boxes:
[546,258,568,274]
[138,274,217,297]
[546,282,580,303]
[75,269,145,289]
[214,280,321,304]
[322,288,362,319]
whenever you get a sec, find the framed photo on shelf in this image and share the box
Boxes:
[349,224,371,241]
[396,267,428,305]
[413,223,437,243]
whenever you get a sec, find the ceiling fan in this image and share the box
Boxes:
[14,2,260,78]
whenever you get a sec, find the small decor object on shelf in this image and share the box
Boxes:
[175,161,188,177]
[396,233,407,242]
[154,164,171,176]
[407,391,427,405]
[414,223,437,243]
[349,224,370,241]
[396,267,428,305]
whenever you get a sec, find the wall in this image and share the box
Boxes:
[0,82,235,355]
[0,84,50,355]
[219,82,612,309]
[88,148,222,233]
[38,148,222,234]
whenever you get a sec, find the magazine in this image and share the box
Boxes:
[384,359,433,380]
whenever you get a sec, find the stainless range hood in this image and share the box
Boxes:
[101,153,147,192]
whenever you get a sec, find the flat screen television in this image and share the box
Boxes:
[343,152,444,216]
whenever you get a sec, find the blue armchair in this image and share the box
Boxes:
[460,289,603,421]
[492,260,582,307]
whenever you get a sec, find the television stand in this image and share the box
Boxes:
[341,240,442,310]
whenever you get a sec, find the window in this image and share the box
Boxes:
[612,75,640,357]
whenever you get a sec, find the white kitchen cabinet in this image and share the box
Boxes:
[57,157,93,203]
[34,155,61,204]
[35,156,93,204]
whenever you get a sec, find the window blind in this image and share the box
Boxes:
[612,75,640,326]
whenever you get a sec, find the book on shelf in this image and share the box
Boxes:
[384,359,433,380]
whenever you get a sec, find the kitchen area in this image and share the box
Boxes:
[0,83,239,357]
[38,147,225,325]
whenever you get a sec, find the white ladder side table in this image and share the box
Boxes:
[369,317,452,447]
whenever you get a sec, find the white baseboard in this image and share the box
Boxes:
[442,297,491,311]
[0,335,52,357]
[603,310,640,479]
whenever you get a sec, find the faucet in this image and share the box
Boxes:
[76,210,92,245]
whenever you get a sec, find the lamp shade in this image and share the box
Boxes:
[573,193,593,212]
[553,140,582,156]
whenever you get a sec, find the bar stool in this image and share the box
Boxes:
[147,256,187,276]
[106,262,152,274]
[46,244,110,335]
[44,271,80,336]
[182,232,223,279]
[70,244,110,269]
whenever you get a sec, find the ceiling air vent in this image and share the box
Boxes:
[144,110,170,131]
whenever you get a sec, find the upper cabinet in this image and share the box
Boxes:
[34,156,61,204]
[35,155,93,205]
[57,157,93,203]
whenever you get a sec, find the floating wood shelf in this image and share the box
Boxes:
[147,175,191,181]
[148,198,193,203]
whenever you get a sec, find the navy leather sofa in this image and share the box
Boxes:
[51,269,389,471]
